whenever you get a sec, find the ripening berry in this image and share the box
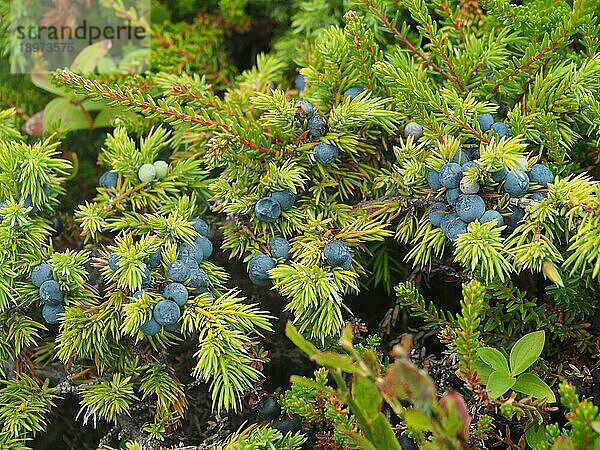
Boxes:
[528,164,554,187]
[446,188,461,206]
[108,253,119,271]
[444,218,468,242]
[148,248,162,268]
[455,194,486,222]
[192,218,209,237]
[179,242,204,264]
[428,202,447,227]
[295,74,305,91]
[138,163,156,182]
[268,237,291,260]
[195,235,213,259]
[462,161,477,171]
[163,322,179,332]
[271,189,296,211]
[308,115,328,137]
[20,195,38,215]
[491,169,508,182]
[341,253,352,270]
[530,192,547,201]
[255,197,282,223]
[426,169,442,190]
[452,150,470,165]
[343,86,364,99]
[257,396,281,420]
[188,268,211,294]
[141,268,152,288]
[314,142,339,165]
[294,100,314,121]
[439,163,464,189]
[153,299,181,326]
[480,210,504,227]
[505,206,525,230]
[491,122,511,138]
[163,282,189,306]
[99,171,118,189]
[153,160,169,179]
[503,170,530,196]
[323,240,350,267]
[459,176,480,194]
[404,122,423,140]
[42,303,64,324]
[140,318,161,336]
[31,263,52,287]
[477,113,494,132]
[248,254,276,286]
[168,260,191,282]
[271,414,302,434]
[440,212,458,235]
[39,280,63,305]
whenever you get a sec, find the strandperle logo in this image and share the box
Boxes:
[15,21,146,46]
[9,0,150,74]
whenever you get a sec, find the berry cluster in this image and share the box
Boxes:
[247,236,291,286]
[294,99,341,165]
[0,186,51,217]
[256,395,302,435]
[107,252,153,288]
[31,263,64,324]
[108,218,214,336]
[254,188,296,223]
[421,118,554,242]
[144,218,214,335]
[248,237,352,286]
[138,160,169,183]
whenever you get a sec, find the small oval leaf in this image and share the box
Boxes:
[510,330,545,375]
[477,347,509,374]
[513,373,556,403]
[487,371,516,398]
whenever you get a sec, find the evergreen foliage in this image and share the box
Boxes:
[0,0,598,447]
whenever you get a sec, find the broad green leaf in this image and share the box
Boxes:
[31,70,70,97]
[513,373,556,403]
[71,40,112,73]
[526,425,550,450]
[473,360,494,384]
[510,330,545,375]
[364,413,402,450]
[43,98,91,132]
[97,57,118,74]
[352,374,381,420]
[81,98,110,112]
[486,371,516,398]
[312,352,358,373]
[285,322,318,357]
[477,347,509,373]
[403,409,432,432]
